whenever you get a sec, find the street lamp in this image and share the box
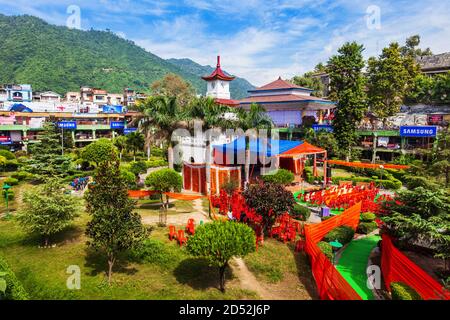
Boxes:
[2,183,11,218]
[329,239,343,265]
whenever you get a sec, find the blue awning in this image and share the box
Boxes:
[213,137,302,158]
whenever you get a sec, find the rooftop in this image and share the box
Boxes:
[249,77,312,92]
[240,93,332,104]
[417,53,450,72]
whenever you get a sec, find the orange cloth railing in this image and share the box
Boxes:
[128,190,205,201]
[327,160,409,170]
[381,234,450,300]
[304,202,362,300]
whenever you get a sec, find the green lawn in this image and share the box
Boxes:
[244,238,318,299]
[0,211,257,300]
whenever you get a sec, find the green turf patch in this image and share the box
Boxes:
[336,235,381,300]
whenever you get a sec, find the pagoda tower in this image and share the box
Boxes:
[202,56,235,100]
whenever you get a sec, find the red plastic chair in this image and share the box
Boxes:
[295,239,305,252]
[168,225,177,241]
[178,230,187,247]
[186,219,195,235]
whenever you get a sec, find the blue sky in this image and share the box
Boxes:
[1,0,449,86]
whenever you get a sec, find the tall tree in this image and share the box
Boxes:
[292,72,325,97]
[400,35,433,58]
[85,159,147,284]
[26,122,72,179]
[367,42,419,124]
[126,131,145,161]
[429,127,450,187]
[237,103,273,185]
[327,42,367,160]
[133,96,187,169]
[150,73,195,107]
[17,178,80,246]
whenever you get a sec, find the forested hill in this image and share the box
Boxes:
[0,14,254,98]
[167,58,255,99]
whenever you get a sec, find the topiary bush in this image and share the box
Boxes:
[323,226,355,245]
[146,157,168,168]
[291,204,311,221]
[4,160,19,172]
[361,212,376,222]
[129,239,171,267]
[0,255,28,300]
[390,282,422,300]
[262,169,295,185]
[357,221,378,234]
[120,169,137,190]
[11,171,31,181]
[4,177,19,186]
[317,241,333,260]
[129,161,148,176]
[0,150,16,160]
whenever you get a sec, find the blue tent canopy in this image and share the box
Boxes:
[9,103,33,112]
[213,137,302,158]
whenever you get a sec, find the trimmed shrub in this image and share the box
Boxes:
[291,204,311,221]
[120,169,137,190]
[0,255,28,300]
[357,221,378,235]
[404,175,439,191]
[146,158,168,168]
[0,150,16,160]
[11,171,30,181]
[129,161,148,176]
[323,226,355,245]
[4,160,19,172]
[317,241,333,260]
[361,212,376,222]
[262,169,295,185]
[129,239,171,266]
[4,177,19,186]
[14,150,27,158]
[391,282,422,300]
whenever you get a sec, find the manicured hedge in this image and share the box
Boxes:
[3,177,19,186]
[317,241,333,260]
[391,282,422,300]
[262,169,295,185]
[361,212,376,222]
[0,256,28,300]
[0,150,16,160]
[323,226,355,245]
[291,204,311,221]
[357,221,378,234]
[11,171,31,181]
[331,176,402,190]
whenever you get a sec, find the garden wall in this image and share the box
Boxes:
[381,234,450,300]
[304,203,362,300]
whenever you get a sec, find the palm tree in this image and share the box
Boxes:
[236,103,273,186]
[133,96,186,169]
[113,135,128,160]
[126,131,145,161]
[187,97,240,194]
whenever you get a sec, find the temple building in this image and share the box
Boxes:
[239,77,336,128]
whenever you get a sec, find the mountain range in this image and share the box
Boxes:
[0,14,254,99]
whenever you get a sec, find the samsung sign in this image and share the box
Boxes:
[312,124,334,133]
[110,122,125,129]
[124,128,138,134]
[400,126,437,138]
[57,121,77,129]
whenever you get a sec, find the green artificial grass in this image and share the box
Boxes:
[336,236,381,300]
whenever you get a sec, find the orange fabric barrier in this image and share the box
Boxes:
[304,203,362,300]
[327,160,409,170]
[128,190,157,198]
[381,234,450,300]
[164,193,205,201]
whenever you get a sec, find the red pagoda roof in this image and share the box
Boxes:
[202,56,236,81]
[250,77,312,92]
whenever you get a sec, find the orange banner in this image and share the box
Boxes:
[327,160,410,170]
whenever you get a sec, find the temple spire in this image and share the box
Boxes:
[217,55,221,68]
